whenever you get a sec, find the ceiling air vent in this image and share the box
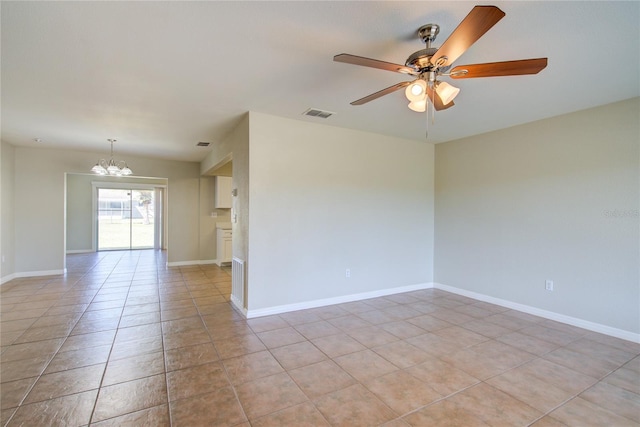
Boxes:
[303,108,335,119]
[196,142,211,147]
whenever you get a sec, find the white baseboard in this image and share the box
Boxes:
[1,269,66,285]
[433,282,640,344]
[230,294,248,317]
[245,282,433,319]
[242,279,638,343]
[66,249,94,254]
[1,273,17,285]
[166,259,217,267]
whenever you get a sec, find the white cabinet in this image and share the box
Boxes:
[214,176,232,209]
[216,227,232,266]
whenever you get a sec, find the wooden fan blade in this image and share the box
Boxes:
[350,81,411,105]
[430,6,505,67]
[450,58,548,78]
[334,53,416,75]
[426,86,455,111]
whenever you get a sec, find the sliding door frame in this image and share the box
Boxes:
[91,182,167,252]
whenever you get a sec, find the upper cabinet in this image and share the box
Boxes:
[214,176,232,209]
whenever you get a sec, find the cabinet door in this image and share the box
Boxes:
[214,176,232,208]
[223,237,232,262]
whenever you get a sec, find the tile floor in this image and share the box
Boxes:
[1,250,639,426]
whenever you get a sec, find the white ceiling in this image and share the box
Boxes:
[2,1,638,162]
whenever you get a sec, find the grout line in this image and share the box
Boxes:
[87,250,140,426]
[159,256,173,427]
[3,251,125,427]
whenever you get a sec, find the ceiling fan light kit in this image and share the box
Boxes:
[334,5,547,131]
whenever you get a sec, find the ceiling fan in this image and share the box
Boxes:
[334,5,547,112]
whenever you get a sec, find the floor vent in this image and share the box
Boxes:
[231,257,245,309]
[302,108,335,119]
[196,141,211,147]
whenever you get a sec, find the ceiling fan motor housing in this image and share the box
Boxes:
[407,24,447,72]
[405,47,438,70]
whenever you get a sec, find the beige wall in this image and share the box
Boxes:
[247,113,434,312]
[434,98,640,334]
[9,145,205,274]
[233,115,250,277]
[1,141,16,280]
[200,113,245,176]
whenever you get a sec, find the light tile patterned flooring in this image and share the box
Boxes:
[1,250,639,426]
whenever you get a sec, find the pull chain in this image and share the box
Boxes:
[431,94,435,124]
[424,90,436,140]
[425,95,429,140]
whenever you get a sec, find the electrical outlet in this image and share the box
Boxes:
[1,255,4,263]
[545,280,554,291]
[345,269,351,278]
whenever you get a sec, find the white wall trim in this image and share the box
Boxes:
[246,282,434,319]
[91,181,168,190]
[66,249,94,254]
[1,274,17,285]
[241,278,638,343]
[230,294,248,317]
[433,282,640,344]
[166,259,218,267]
[91,181,168,253]
[1,269,66,285]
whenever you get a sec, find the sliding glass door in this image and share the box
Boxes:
[97,188,156,250]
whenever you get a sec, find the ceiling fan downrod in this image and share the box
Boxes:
[406,24,440,71]
[406,24,450,73]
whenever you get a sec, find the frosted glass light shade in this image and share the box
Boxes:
[405,79,427,102]
[408,99,427,112]
[121,165,133,176]
[435,81,460,105]
[91,163,107,175]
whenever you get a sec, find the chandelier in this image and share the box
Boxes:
[91,139,133,176]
